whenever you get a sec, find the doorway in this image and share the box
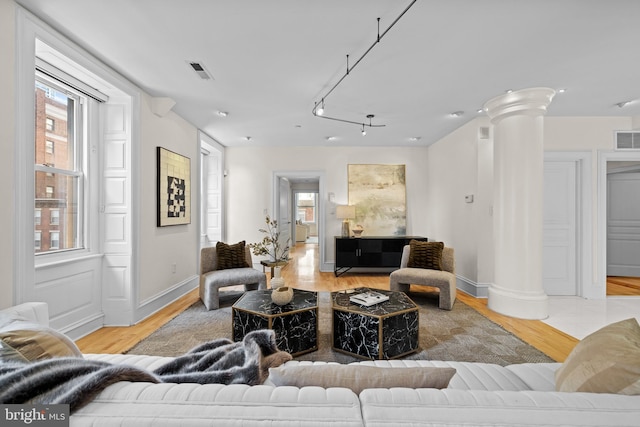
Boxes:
[294,192,319,244]
[606,160,640,296]
[598,152,640,298]
[273,171,327,271]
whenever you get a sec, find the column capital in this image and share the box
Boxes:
[484,87,556,124]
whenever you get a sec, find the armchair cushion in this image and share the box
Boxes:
[216,241,250,270]
[407,240,444,270]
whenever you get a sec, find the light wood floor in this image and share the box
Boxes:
[607,276,640,296]
[81,242,634,362]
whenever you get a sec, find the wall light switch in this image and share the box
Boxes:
[465,195,474,203]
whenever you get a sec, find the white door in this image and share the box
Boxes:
[607,172,640,277]
[277,177,292,255]
[543,161,577,295]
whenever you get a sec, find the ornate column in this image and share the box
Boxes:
[483,87,555,319]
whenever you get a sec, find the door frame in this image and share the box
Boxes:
[598,150,640,298]
[544,151,592,298]
[272,170,327,270]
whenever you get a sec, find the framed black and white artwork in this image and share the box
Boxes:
[157,146,191,227]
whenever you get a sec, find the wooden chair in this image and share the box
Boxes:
[389,245,456,310]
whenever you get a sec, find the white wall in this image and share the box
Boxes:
[0,0,15,308]
[425,118,493,295]
[138,94,200,305]
[225,146,429,269]
[544,117,631,151]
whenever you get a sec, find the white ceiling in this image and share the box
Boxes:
[17,0,640,148]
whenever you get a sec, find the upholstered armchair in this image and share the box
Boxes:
[389,244,456,310]
[200,243,267,310]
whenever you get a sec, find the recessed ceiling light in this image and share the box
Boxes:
[326,136,336,141]
[616,101,631,108]
[244,136,252,141]
[557,88,566,94]
[477,108,484,113]
[217,111,228,117]
[409,137,421,142]
[506,89,513,93]
[450,111,464,117]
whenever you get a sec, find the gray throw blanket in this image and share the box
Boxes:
[0,329,292,413]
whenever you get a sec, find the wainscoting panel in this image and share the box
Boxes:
[34,255,103,335]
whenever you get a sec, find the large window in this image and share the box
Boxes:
[34,75,84,254]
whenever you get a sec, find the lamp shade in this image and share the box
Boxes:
[336,205,356,219]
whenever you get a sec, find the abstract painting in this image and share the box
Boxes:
[157,147,191,226]
[348,164,406,236]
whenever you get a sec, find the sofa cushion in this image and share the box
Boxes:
[216,241,249,270]
[268,364,456,394]
[0,313,83,361]
[73,383,364,427]
[555,317,640,395]
[407,240,444,270]
[359,388,640,427]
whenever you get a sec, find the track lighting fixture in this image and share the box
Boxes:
[311,0,417,133]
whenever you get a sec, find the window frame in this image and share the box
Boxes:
[34,71,86,256]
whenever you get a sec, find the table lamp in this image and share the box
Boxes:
[336,205,356,237]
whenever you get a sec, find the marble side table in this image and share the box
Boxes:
[232,289,318,356]
[331,288,419,359]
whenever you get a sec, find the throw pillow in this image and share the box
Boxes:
[407,240,444,270]
[0,312,83,361]
[216,241,249,270]
[0,338,29,362]
[0,327,83,361]
[268,364,456,394]
[555,317,640,395]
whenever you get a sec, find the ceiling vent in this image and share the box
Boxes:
[188,61,212,80]
[615,131,640,150]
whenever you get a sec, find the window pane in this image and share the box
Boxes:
[35,81,74,171]
[35,76,82,254]
[35,171,80,253]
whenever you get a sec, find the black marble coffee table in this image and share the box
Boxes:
[232,289,318,356]
[331,288,419,360]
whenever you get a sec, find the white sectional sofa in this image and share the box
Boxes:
[2,302,639,426]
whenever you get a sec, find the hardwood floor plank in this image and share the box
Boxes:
[77,242,592,362]
[607,276,640,296]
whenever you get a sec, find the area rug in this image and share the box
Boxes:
[127,291,554,365]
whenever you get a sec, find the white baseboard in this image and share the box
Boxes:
[61,312,105,341]
[134,275,199,324]
[456,275,489,298]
